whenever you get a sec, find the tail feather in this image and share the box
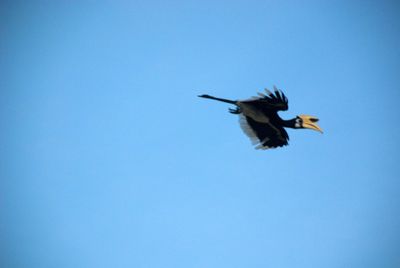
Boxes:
[198,94,236,104]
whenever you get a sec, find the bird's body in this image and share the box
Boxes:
[199,87,322,150]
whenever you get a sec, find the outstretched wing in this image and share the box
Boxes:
[239,114,289,150]
[240,86,289,112]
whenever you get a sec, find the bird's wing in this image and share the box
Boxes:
[240,86,288,112]
[239,114,289,150]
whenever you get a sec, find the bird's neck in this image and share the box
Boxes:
[281,118,298,129]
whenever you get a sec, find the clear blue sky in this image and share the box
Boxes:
[2,1,400,267]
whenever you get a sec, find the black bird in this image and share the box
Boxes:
[198,86,322,150]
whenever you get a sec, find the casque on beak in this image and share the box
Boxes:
[299,115,323,133]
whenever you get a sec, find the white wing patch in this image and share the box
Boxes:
[239,114,259,145]
[239,114,273,150]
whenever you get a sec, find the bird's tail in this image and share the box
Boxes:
[198,94,236,104]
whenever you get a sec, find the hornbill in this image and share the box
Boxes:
[198,86,322,150]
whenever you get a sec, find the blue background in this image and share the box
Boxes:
[2,1,400,267]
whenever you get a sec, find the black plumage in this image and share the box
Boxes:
[199,86,322,150]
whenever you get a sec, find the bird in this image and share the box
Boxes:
[198,86,322,150]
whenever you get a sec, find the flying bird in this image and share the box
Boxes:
[198,86,322,150]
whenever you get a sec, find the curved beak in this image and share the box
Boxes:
[299,115,323,133]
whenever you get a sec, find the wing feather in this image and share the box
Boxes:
[239,115,289,149]
[241,86,289,112]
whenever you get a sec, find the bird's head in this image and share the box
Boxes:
[295,115,323,133]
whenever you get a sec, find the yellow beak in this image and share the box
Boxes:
[298,115,323,133]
